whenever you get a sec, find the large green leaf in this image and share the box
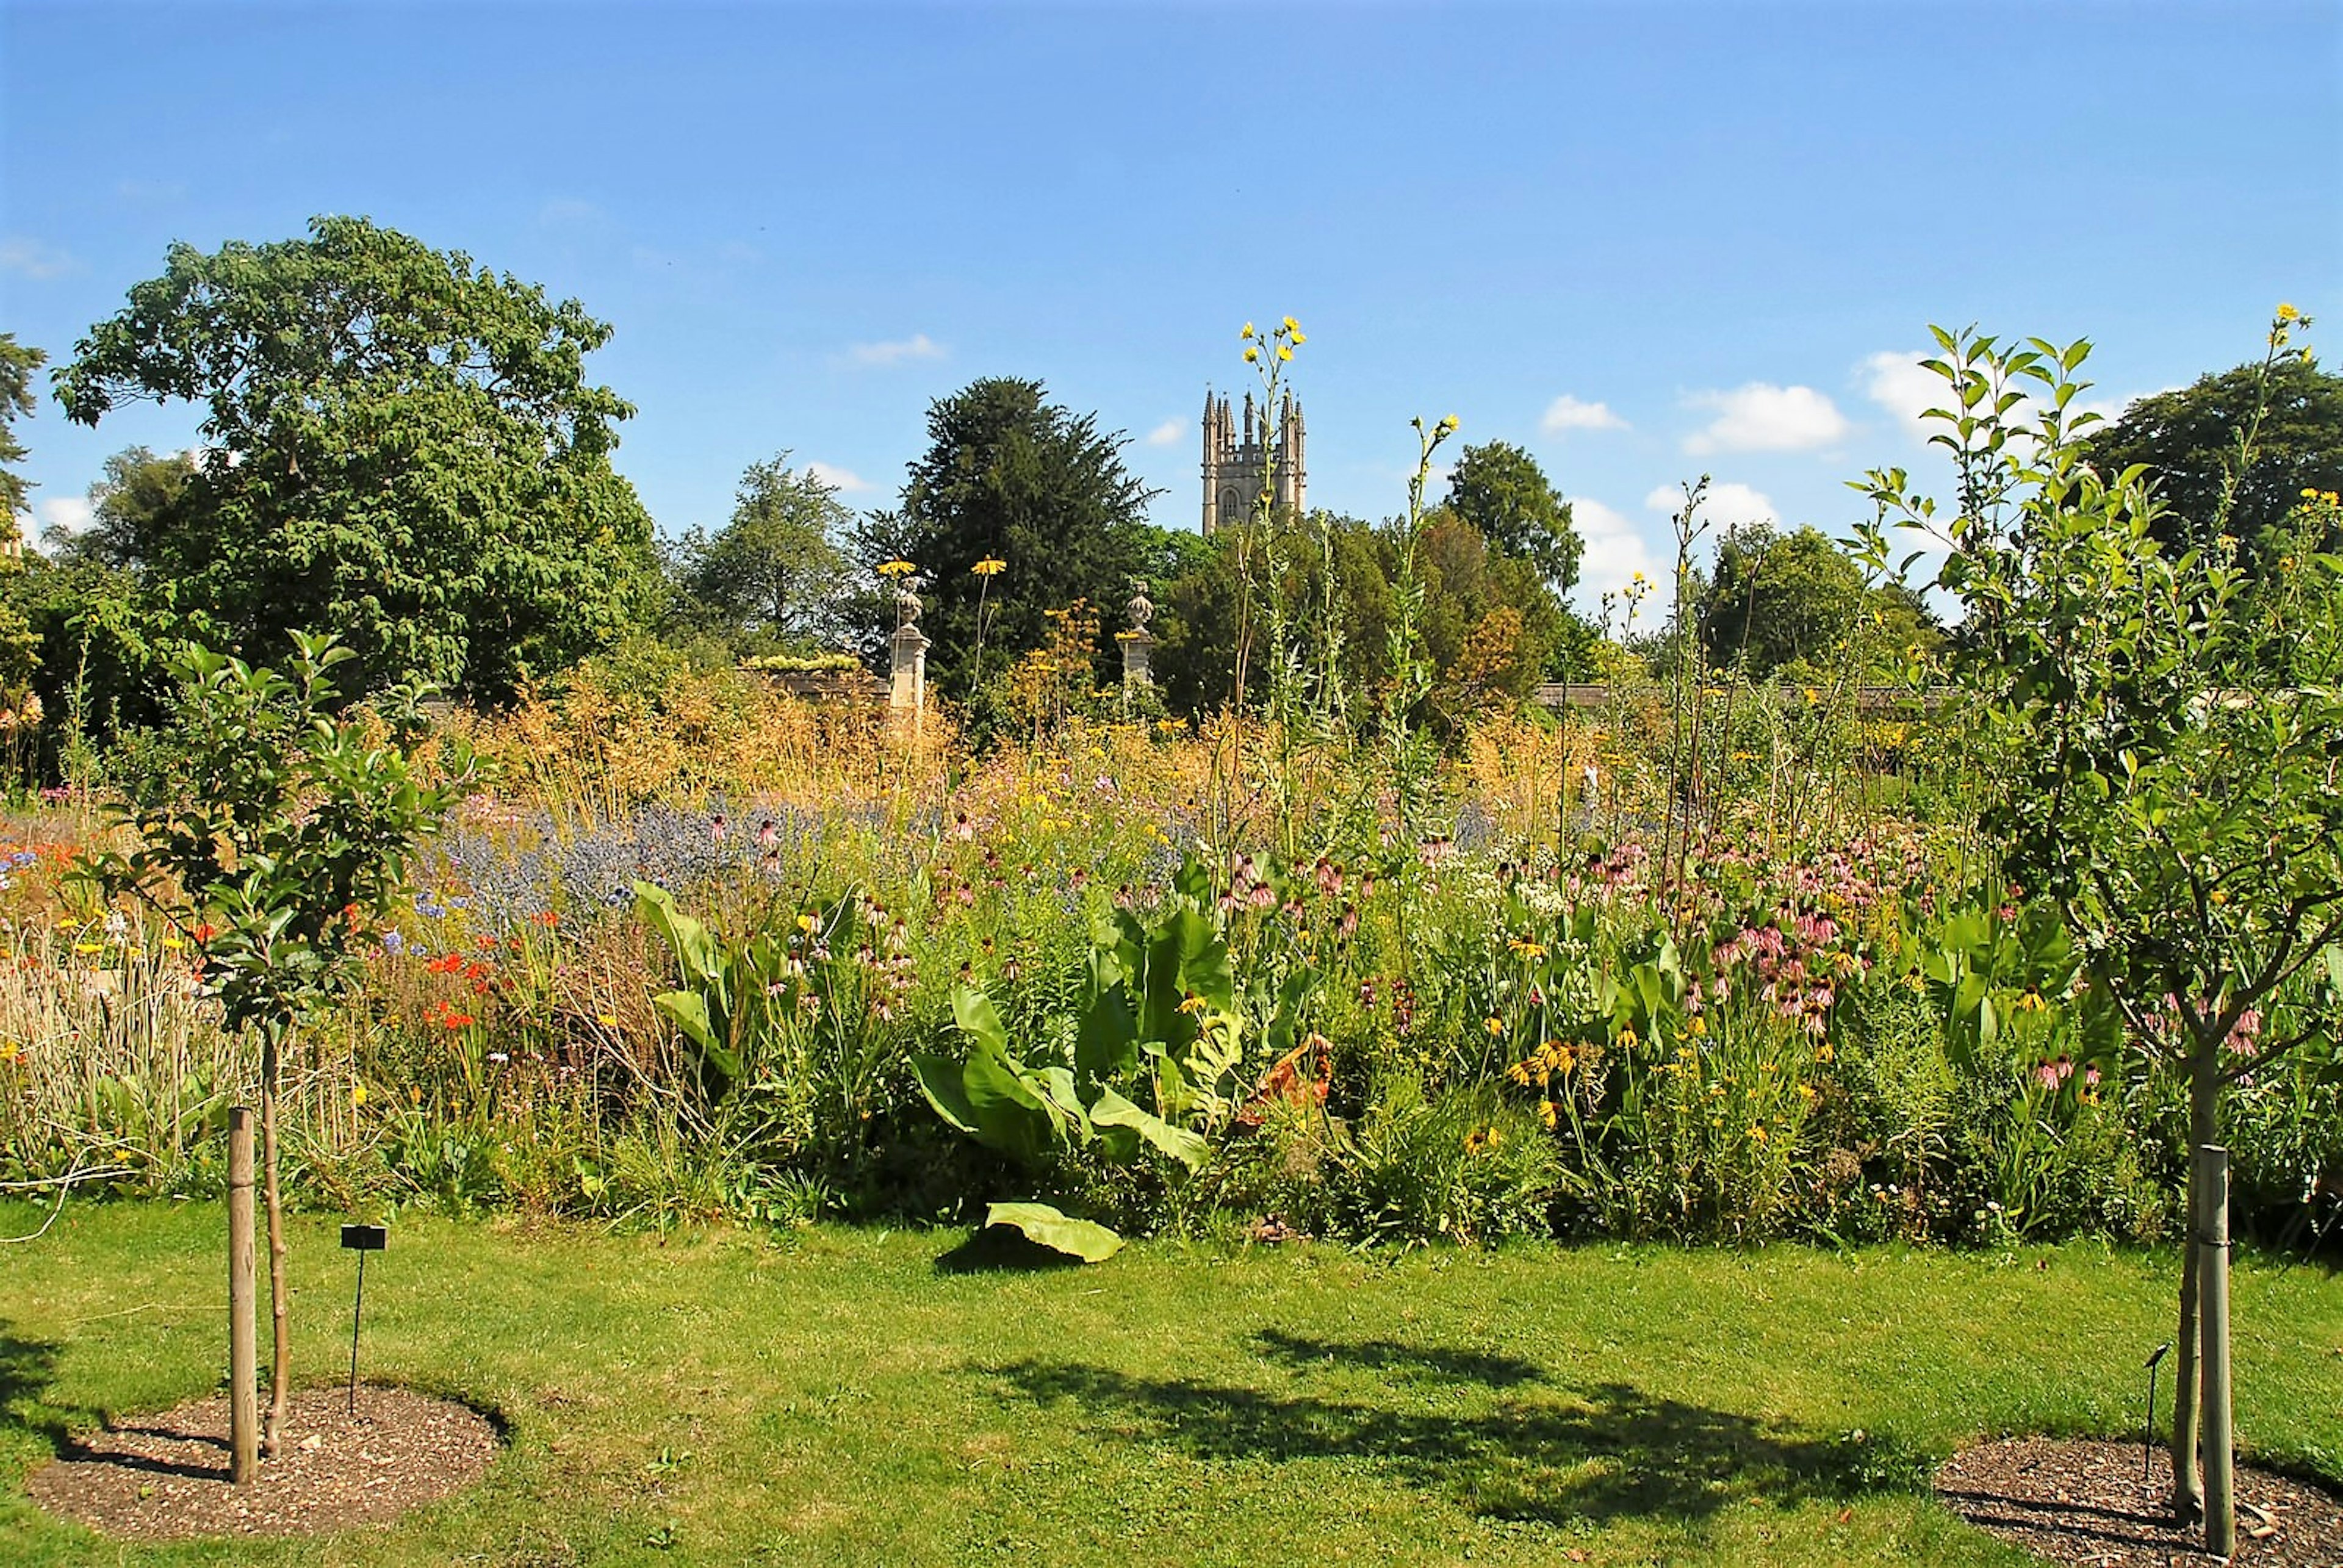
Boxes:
[945,985,1065,1167]
[1137,907,1229,1054]
[1075,948,1140,1086]
[1089,1087,1210,1171]
[635,881,725,993]
[984,1202,1122,1263]
[960,1046,1059,1168]
[651,988,719,1056]
[951,984,1011,1059]
[911,1053,979,1134]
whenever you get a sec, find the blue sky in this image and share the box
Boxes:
[3,1,2337,614]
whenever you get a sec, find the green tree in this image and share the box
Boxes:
[0,336,48,728]
[0,333,43,546]
[1443,438,1582,589]
[878,378,1162,691]
[1154,512,1392,716]
[1412,507,1570,721]
[45,444,203,568]
[669,454,852,654]
[2083,352,2343,565]
[74,633,477,1456]
[1696,523,1870,677]
[54,215,659,701]
[1858,315,2343,1554]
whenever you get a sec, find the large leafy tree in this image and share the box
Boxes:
[1694,522,1937,681]
[668,453,852,654]
[1414,508,1572,720]
[1442,438,1582,589]
[45,444,202,568]
[2082,353,2343,566]
[54,215,659,700]
[1697,523,1865,677]
[880,378,1162,689]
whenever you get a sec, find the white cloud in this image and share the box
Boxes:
[36,496,93,539]
[1861,347,2152,455]
[843,334,945,369]
[1539,394,1627,434]
[0,238,77,280]
[1144,419,1186,448]
[1569,497,1660,612]
[1644,480,1776,532]
[1683,383,1849,455]
[806,462,874,494]
[1859,349,1948,443]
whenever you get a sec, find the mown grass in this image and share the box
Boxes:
[1,1201,2338,1566]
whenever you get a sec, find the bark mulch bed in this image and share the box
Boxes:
[1938,1437,2343,1566]
[24,1385,499,1541]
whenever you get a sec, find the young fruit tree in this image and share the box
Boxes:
[1856,312,2343,1556]
[73,633,477,1455]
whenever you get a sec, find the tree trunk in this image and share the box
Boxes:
[2168,1041,2222,1520]
[2198,1141,2236,1556]
[2170,1164,2201,1518]
[260,1023,291,1456]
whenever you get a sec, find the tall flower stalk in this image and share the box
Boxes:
[1385,412,1458,841]
[968,555,1006,699]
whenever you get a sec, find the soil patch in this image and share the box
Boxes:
[24,1385,499,1541]
[1938,1437,2343,1566]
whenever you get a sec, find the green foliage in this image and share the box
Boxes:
[0,332,43,541]
[914,869,1245,1179]
[1698,523,1870,677]
[1325,1079,1561,1245]
[666,453,854,655]
[54,215,660,700]
[1858,319,2343,1118]
[2083,350,2343,569]
[71,633,477,1036]
[635,881,782,1107]
[874,377,1164,689]
[41,444,201,569]
[1414,509,1572,719]
[1443,437,1583,589]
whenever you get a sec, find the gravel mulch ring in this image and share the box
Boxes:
[1938,1437,2343,1566]
[23,1386,499,1541]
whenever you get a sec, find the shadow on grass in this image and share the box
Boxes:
[0,1321,77,1451]
[933,1228,1087,1275]
[1249,1328,1546,1389]
[988,1332,1929,1529]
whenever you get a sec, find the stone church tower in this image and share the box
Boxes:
[1200,389,1305,536]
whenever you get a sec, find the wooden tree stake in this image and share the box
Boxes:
[227,1106,258,1486]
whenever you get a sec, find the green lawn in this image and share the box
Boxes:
[2,1202,2338,1567]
